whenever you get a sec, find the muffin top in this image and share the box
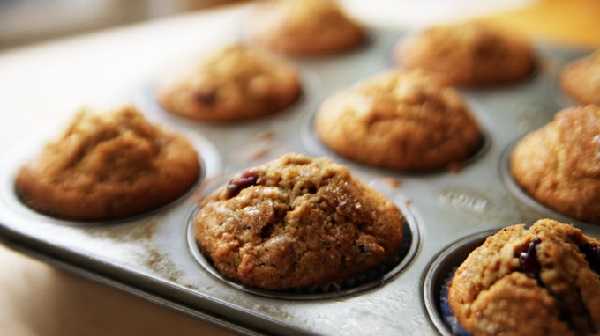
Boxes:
[158,44,301,122]
[511,105,600,224]
[194,153,405,290]
[315,70,482,171]
[397,22,535,86]
[16,105,200,220]
[561,51,600,105]
[449,219,600,336]
[248,0,365,56]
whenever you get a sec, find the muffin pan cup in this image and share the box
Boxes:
[186,195,421,300]
[422,230,494,336]
[0,27,596,336]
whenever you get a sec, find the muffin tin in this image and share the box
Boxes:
[0,27,596,335]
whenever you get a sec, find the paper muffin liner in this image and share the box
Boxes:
[187,201,420,300]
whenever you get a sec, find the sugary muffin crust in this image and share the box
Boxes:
[248,0,365,56]
[511,105,600,224]
[194,153,405,290]
[315,70,482,171]
[396,22,536,86]
[449,219,600,336]
[16,105,200,220]
[561,51,600,105]
[158,44,302,122]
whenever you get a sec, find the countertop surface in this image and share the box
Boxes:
[1,1,599,335]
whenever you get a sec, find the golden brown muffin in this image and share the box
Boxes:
[247,0,366,56]
[15,105,200,220]
[396,22,536,87]
[561,51,600,105]
[315,70,482,171]
[449,219,600,336]
[194,153,405,290]
[157,44,302,122]
[511,105,600,224]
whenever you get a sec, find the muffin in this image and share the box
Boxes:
[15,105,200,220]
[157,44,302,122]
[247,0,365,56]
[396,22,536,87]
[315,70,482,171]
[511,105,600,224]
[561,51,600,105]
[194,153,405,290]
[449,219,600,336]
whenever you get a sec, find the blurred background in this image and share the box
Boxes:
[3,0,600,51]
[0,0,248,49]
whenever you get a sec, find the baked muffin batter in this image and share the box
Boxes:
[396,22,536,86]
[158,44,301,122]
[194,153,405,290]
[248,0,365,56]
[16,105,200,220]
[511,105,600,224]
[561,51,600,105]
[449,219,600,336]
[315,70,482,171]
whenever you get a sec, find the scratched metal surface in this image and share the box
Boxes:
[0,29,595,335]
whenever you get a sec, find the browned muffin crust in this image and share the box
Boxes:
[396,22,536,87]
[158,44,302,122]
[561,51,600,105]
[248,0,365,56]
[194,153,405,290]
[449,219,600,336]
[15,105,200,220]
[511,105,600,224]
[315,70,482,171]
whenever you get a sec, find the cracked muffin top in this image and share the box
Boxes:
[561,50,600,105]
[157,44,301,122]
[449,219,600,336]
[247,0,365,56]
[396,22,535,86]
[511,105,600,224]
[15,105,200,220]
[315,70,482,171]
[194,153,405,290]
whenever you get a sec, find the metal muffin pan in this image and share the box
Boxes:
[0,27,595,335]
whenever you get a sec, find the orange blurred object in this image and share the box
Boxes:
[486,0,600,47]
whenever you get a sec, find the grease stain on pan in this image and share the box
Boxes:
[145,246,186,283]
[85,218,159,242]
